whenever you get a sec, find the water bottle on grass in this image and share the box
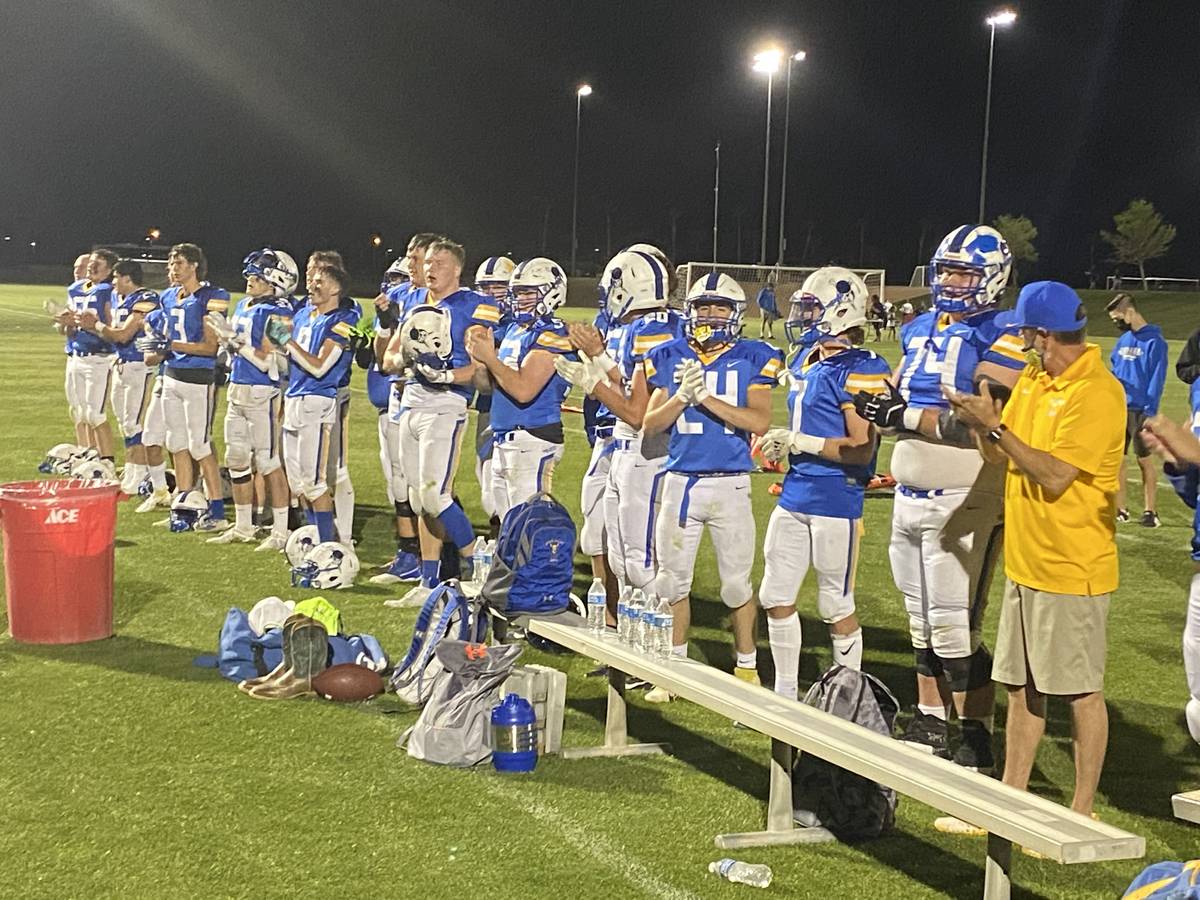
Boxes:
[708,859,772,888]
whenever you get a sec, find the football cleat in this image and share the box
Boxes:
[644,686,675,704]
[899,710,951,759]
[1116,508,1130,523]
[207,526,256,544]
[193,513,231,533]
[368,550,422,585]
[733,666,762,686]
[383,584,433,609]
[1142,510,1161,528]
[952,719,996,773]
[255,533,289,553]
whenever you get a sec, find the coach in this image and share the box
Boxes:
[949,281,1125,817]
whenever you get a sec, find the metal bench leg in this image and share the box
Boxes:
[715,739,836,848]
[561,666,669,759]
[983,832,1011,900]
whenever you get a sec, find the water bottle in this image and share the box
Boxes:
[471,536,493,585]
[708,859,772,888]
[586,578,607,635]
[482,539,495,581]
[655,597,674,661]
[628,589,646,647]
[491,694,538,773]
[616,586,632,642]
[638,592,657,652]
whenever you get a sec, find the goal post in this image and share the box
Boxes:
[680,262,887,316]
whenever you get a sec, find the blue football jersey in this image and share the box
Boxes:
[778,346,891,519]
[644,337,782,474]
[612,309,685,438]
[229,296,288,386]
[160,283,230,370]
[110,289,160,362]
[897,309,1024,409]
[588,309,622,427]
[401,288,501,405]
[284,304,356,399]
[490,318,577,434]
[66,280,115,355]
[968,308,1026,371]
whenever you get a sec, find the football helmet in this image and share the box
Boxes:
[599,249,669,320]
[381,256,411,293]
[930,225,1012,315]
[622,243,677,293]
[507,257,567,323]
[291,541,360,590]
[136,468,177,496]
[684,272,746,347]
[284,525,321,568]
[242,248,299,298]
[788,267,870,345]
[39,443,83,474]
[169,490,209,532]
[474,256,516,302]
[399,304,454,367]
[70,455,116,481]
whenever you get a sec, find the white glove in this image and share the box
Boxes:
[777,367,794,390]
[679,360,709,404]
[555,354,601,393]
[415,362,455,384]
[760,427,824,460]
[205,311,245,351]
[593,350,619,374]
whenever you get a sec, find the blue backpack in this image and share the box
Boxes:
[483,492,576,615]
[390,581,489,706]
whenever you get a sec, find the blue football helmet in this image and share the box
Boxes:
[684,272,745,347]
[242,248,299,298]
[507,257,566,324]
[169,490,208,532]
[930,225,1012,315]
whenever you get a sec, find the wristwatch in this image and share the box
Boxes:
[986,423,1008,444]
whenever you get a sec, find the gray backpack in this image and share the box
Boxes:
[792,665,899,841]
[400,640,522,767]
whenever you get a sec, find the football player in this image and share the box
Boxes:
[471,255,516,534]
[60,249,119,474]
[383,238,501,589]
[76,259,161,494]
[854,225,1022,778]
[756,268,891,700]
[468,257,574,518]
[559,248,681,596]
[641,272,782,693]
[370,234,440,585]
[55,253,93,446]
[273,262,357,546]
[134,306,174,511]
[154,243,231,530]
[205,248,298,547]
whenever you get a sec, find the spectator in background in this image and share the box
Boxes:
[949,281,1124,818]
[884,299,897,340]
[756,275,778,340]
[869,294,885,342]
[1107,293,1168,526]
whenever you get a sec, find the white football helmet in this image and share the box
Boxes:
[400,304,454,366]
[291,541,360,590]
[381,256,411,293]
[508,257,567,323]
[285,525,321,568]
[599,249,669,320]
[684,272,746,347]
[39,443,83,474]
[242,248,299,298]
[930,225,1012,315]
[622,243,676,292]
[169,490,209,532]
[70,456,116,481]
[788,267,870,345]
[474,256,516,302]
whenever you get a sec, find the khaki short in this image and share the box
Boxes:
[992,579,1110,695]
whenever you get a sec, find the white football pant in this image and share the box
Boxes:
[65,354,113,427]
[223,383,282,478]
[396,407,468,516]
[579,436,614,557]
[282,393,335,501]
[162,375,216,460]
[493,429,563,522]
[605,444,667,592]
[759,507,861,624]
[110,359,152,439]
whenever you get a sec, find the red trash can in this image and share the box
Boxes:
[0,478,121,643]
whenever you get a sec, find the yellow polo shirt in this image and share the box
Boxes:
[1000,344,1125,595]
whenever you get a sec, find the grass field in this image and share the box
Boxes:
[2,283,1199,899]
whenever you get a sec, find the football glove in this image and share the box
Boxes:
[853,381,907,429]
[554,354,602,394]
[376,302,400,331]
[415,361,455,384]
[346,321,375,354]
[205,311,244,351]
[265,316,293,349]
[678,359,709,404]
[758,427,824,462]
[42,299,66,318]
[135,333,171,356]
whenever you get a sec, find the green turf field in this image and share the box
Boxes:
[1,283,1199,899]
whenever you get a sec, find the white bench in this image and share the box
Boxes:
[524,614,1144,899]
[1172,790,1200,824]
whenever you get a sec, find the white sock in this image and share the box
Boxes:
[918,702,949,721]
[234,503,252,533]
[334,475,354,543]
[767,612,802,701]
[127,463,147,484]
[831,627,863,671]
[671,643,688,659]
[736,649,758,670]
[272,507,290,538]
[149,463,167,490]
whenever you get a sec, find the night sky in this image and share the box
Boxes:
[2,0,1196,287]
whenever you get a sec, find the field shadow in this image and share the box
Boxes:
[0,634,214,683]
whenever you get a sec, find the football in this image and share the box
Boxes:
[312,664,385,702]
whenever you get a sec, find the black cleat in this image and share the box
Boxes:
[952,719,996,774]
[899,710,951,759]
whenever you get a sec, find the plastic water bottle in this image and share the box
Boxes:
[616,586,632,642]
[628,589,646,647]
[655,597,674,661]
[471,536,493,584]
[586,578,607,635]
[708,859,772,888]
[491,694,538,773]
[638,592,657,652]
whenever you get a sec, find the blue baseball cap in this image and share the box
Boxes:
[1013,281,1088,332]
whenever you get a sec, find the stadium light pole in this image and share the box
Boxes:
[712,140,721,262]
[979,9,1016,224]
[776,50,806,266]
[753,49,782,265]
[571,84,592,277]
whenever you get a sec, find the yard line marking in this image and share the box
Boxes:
[481,778,701,900]
[0,303,54,320]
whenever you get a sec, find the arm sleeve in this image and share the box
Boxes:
[1177,329,1200,384]
[1145,337,1168,415]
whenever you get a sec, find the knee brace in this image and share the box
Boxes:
[123,433,143,448]
[941,646,992,693]
[394,499,414,519]
[914,647,944,679]
[224,442,252,477]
